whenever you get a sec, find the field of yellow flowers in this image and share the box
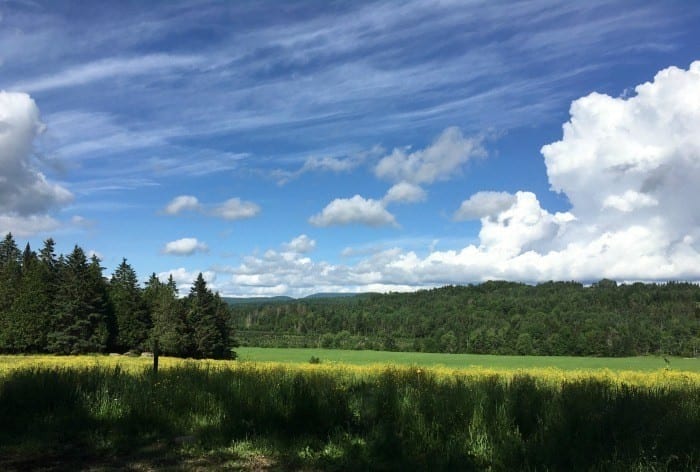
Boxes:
[1,354,699,470]
[2,353,699,388]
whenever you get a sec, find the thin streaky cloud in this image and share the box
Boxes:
[11,54,202,93]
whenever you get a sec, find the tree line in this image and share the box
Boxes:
[0,234,234,358]
[2,232,699,358]
[230,280,700,357]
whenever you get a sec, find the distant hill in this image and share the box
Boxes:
[223,296,294,305]
[302,292,363,299]
[223,292,368,305]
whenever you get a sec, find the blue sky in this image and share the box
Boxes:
[1,0,700,296]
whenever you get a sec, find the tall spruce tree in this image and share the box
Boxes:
[0,233,22,351]
[186,273,231,359]
[88,255,114,350]
[109,259,150,351]
[8,244,51,352]
[145,273,188,356]
[47,246,111,354]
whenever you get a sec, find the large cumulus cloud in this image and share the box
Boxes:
[399,61,700,283]
[426,61,700,282]
[0,92,72,235]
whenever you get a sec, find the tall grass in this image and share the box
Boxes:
[1,360,699,470]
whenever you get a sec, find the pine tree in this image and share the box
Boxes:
[47,246,111,354]
[186,273,231,359]
[8,244,51,352]
[109,259,150,351]
[87,255,113,351]
[0,233,22,351]
[145,273,188,356]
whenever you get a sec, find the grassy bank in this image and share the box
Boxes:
[1,356,699,470]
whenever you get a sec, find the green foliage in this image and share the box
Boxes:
[146,273,188,357]
[185,273,232,359]
[46,247,112,354]
[231,281,700,357]
[6,245,50,352]
[0,233,21,350]
[0,236,237,359]
[109,258,151,351]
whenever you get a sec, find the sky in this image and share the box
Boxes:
[1,0,700,297]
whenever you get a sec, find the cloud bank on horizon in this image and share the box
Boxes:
[1,1,699,296]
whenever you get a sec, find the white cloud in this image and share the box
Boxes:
[303,155,361,173]
[0,92,73,216]
[212,62,700,296]
[382,181,426,205]
[162,237,208,256]
[87,249,103,260]
[453,191,516,220]
[11,54,201,93]
[477,191,574,257]
[70,215,95,229]
[602,190,658,212]
[309,195,397,227]
[272,145,384,184]
[0,91,72,236]
[0,214,61,237]
[157,268,217,296]
[375,127,484,184]
[541,61,700,248]
[210,198,261,220]
[283,234,316,253]
[163,195,260,221]
[164,195,201,215]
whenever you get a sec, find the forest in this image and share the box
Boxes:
[230,280,700,357]
[0,234,233,358]
[2,233,699,358]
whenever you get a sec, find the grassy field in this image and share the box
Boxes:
[236,346,700,372]
[1,354,699,470]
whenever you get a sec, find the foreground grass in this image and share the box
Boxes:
[236,347,700,372]
[1,356,700,470]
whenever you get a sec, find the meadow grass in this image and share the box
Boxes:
[1,355,699,470]
[236,346,700,372]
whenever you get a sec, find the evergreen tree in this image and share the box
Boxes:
[146,273,188,356]
[8,245,51,352]
[109,259,150,351]
[88,255,114,350]
[0,233,22,351]
[47,246,111,354]
[186,273,231,359]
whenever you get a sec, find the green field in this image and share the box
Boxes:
[237,346,700,372]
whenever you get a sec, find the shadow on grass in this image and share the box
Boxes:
[1,365,699,471]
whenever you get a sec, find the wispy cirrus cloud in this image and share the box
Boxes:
[10,54,202,93]
[272,146,383,184]
[2,0,691,187]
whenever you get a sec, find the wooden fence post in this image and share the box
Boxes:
[153,338,159,374]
